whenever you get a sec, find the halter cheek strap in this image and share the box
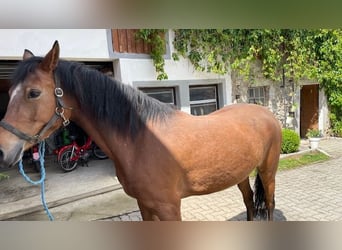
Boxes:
[0,74,71,144]
[0,120,41,144]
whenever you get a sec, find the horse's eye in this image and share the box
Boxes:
[27,89,41,99]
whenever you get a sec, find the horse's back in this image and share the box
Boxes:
[214,103,282,161]
[211,103,281,142]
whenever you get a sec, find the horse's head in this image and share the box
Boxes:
[0,41,71,168]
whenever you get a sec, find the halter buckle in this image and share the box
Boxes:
[55,88,64,97]
[55,107,70,127]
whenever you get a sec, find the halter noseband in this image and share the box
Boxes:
[0,74,71,144]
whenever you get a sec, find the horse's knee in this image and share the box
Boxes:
[137,201,153,220]
[137,200,181,221]
[155,202,181,221]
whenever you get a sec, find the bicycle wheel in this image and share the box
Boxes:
[92,144,108,160]
[58,148,78,172]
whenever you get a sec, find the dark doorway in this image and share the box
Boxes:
[0,61,18,119]
[300,84,319,137]
[0,79,10,119]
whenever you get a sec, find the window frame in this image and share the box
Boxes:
[189,85,219,116]
[139,87,177,105]
[247,86,268,106]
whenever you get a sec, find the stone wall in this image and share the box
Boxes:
[231,69,299,131]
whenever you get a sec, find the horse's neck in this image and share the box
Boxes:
[70,113,133,165]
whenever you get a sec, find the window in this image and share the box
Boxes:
[248,87,268,106]
[190,85,218,116]
[139,87,176,105]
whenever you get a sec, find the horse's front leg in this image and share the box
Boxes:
[137,199,182,221]
[137,201,154,220]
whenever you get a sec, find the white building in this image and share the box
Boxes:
[0,29,329,137]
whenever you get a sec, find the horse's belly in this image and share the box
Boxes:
[183,160,255,196]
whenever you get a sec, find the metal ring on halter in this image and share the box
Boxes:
[55,106,65,115]
[55,87,64,97]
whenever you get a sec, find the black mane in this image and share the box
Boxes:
[12,57,175,137]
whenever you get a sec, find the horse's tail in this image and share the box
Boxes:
[254,173,267,219]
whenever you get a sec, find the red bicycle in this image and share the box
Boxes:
[57,136,107,172]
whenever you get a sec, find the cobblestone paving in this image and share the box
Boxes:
[106,138,342,221]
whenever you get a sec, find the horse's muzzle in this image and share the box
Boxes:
[0,144,24,169]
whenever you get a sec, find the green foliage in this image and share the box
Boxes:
[278,151,330,171]
[140,29,342,135]
[332,121,342,137]
[173,29,319,82]
[306,128,322,138]
[281,128,300,154]
[312,30,342,135]
[136,29,168,80]
[251,151,329,176]
[173,29,233,74]
[0,173,9,181]
[330,113,342,137]
[172,29,342,136]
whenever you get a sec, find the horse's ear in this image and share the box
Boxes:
[23,49,34,60]
[40,40,60,72]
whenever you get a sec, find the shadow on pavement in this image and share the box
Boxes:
[227,209,287,221]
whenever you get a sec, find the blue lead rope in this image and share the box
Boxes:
[18,141,54,221]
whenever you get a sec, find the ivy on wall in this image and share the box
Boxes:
[173,29,322,82]
[139,29,342,135]
[313,30,342,136]
[136,29,168,80]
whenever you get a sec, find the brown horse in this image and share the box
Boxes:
[0,41,281,221]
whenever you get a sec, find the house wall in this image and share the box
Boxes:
[113,30,232,113]
[0,29,328,134]
[231,69,329,135]
[0,29,232,115]
[231,69,289,122]
[0,29,110,60]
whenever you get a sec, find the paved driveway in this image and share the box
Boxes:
[108,138,342,221]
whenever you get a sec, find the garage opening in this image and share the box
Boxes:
[0,61,18,119]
